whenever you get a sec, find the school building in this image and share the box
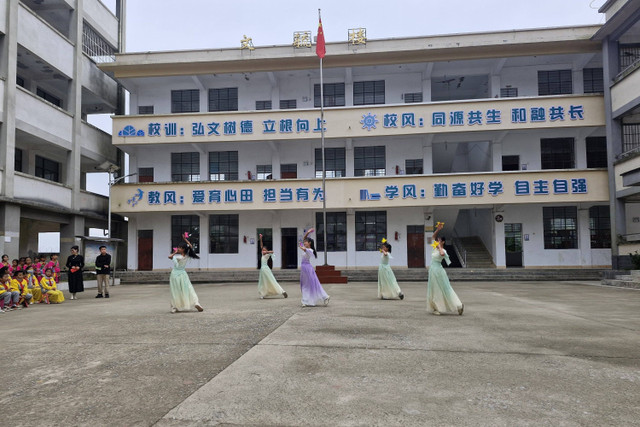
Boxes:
[0,0,125,258]
[101,9,639,272]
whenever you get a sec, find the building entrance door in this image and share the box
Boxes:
[138,230,153,271]
[281,228,298,269]
[505,223,523,267]
[257,228,273,269]
[407,225,425,268]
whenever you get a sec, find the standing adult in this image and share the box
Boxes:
[427,223,463,315]
[66,245,84,300]
[95,245,111,299]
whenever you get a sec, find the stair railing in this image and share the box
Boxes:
[451,230,467,268]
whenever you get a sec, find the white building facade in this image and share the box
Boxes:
[0,0,124,257]
[104,25,613,271]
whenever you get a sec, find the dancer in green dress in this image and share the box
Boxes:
[257,234,288,299]
[377,241,404,300]
[168,234,203,313]
[427,223,463,315]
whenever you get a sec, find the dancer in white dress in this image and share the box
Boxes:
[257,234,288,299]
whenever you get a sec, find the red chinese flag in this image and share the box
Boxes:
[316,17,326,58]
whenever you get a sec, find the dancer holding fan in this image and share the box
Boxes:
[299,228,330,307]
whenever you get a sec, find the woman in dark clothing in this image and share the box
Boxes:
[66,245,84,299]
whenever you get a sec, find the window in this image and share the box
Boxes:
[541,138,575,169]
[16,76,25,88]
[404,92,423,103]
[543,206,578,249]
[255,100,272,110]
[15,148,23,173]
[354,146,385,176]
[208,87,238,112]
[353,80,385,105]
[405,159,423,175]
[316,212,347,251]
[209,151,238,181]
[256,165,272,180]
[171,215,200,253]
[279,99,297,109]
[619,44,640,72]
[315,148,345,178]
[171,90,199,113]
[82,22,116,62]
[538,70,572,96]
[35,155,60,182]
[586,137,607,168]
[209,214,238,253]
[171,152,200,182]
[355,211,387,251]
[622,124,640,153]
[281,163,297,179]
[589,206,611,249]
[36,88,62,108]
[138,167,154,183]
[138,105,154,114]
[583,68,604,93]
[314,83,345,107]
[502,155,520,171]
[500,87,518,98]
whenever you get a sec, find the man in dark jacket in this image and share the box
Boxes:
[95,245,112,298]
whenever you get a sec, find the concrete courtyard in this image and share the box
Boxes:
[1,279,639,426]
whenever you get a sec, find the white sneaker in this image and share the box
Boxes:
[324,296,330,306]
[170,307,177,313]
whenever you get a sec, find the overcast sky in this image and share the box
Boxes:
[88,0,607,196]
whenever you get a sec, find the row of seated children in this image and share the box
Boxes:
[0,266,64,312]
[0,254,61,283]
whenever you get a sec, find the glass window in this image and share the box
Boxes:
[405,159,423,175]
[583,68,604,94]
[171,90,199,113]
[36,88,62,108]
[404,92,423,103]
[171,152,200,182]
[538,70,572,96]
[500,87,518,98]
[16,76,25,88]
[209,151,238,181]
[82,22,116,61]
[255,100,272,110]
[355,211,387,251]
[622,124,640,154]
[502,155,520,171]
[543,206,578,249]
[354,146,385,176]
[15,148,23,173]
[171,215,200,253]
[279,99,297,109]
[586,137,607,168]
[589,206,611,249]
[541,138,575,169]
[315,148,345,178]
[208,88,238,112]
[35,155,60,182]
[353,80,385,105]
[209,214,239,253]
[256,164,272,180]
[314,83,345,107]
[280,163,297,179]
[138,105,154,114]
[316,212,347,251]
[138,167,154,183]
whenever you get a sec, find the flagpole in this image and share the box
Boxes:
[319,8,328,266]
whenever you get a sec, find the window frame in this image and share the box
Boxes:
[171,89,200,113]
[405,158,423,175]
[256,164,272,180]
[209,214,239,254]
[171,215,200,253]
[35,155,60,182]
[537,69,573,96]
[355,211,387,251]
[586,136,607,168]
[583,68,604,94]
[354,146,386,177]
[171,152,200,182]
[353,80,385,105]
[314,83,346,107]
[541,138,575,170]
[543,206,578,249]
[209,151,239,181]
[316,212,347,252]
[279,99,297,109]
[208,87,238,112]
[315,148,345,178]
[589,206,611,249]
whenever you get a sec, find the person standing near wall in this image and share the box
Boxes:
[95,246,112,299]
[66,246,84,300]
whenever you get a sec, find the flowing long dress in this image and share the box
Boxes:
[66,255,84,294]
[258,254,286,298]
[169,254,200,312]
[427,248,463,314]
[299,248,329,306]
[378,253,403,299]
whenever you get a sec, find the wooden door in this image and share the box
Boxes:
[138,230,153,271]
[406,225,425,268]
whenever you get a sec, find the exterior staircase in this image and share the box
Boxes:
[601,270,640,289]
[315,265,348,284]
[457,236,495,268]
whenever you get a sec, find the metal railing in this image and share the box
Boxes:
[451,230,467,268]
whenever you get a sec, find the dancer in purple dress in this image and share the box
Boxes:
[299,228,330,307]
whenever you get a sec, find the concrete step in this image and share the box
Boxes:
[600,279,640,289]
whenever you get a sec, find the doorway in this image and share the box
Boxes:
[406,225,425,268]
[138,230,153,271]
[281,227,298,269]
[505,223,523,267]
[257,228,273,269]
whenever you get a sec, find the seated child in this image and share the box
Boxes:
[40,268,64,304]
[45,254,61,284]
[25,267,42,303]
[11,270,32,307]
[0,267,17,311]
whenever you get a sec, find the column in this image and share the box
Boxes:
[0,0,18,199]
[422,136,433,174]
[493,208,506,268]
[270,141,280,178]
[345,138,354,177]
[489,75,501,98]
[60,215,85,259]
[346,209,356,268]
[67,1,83,210]
[578,207,592,266]
[492,141,503,172]
[0,204,21,256]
